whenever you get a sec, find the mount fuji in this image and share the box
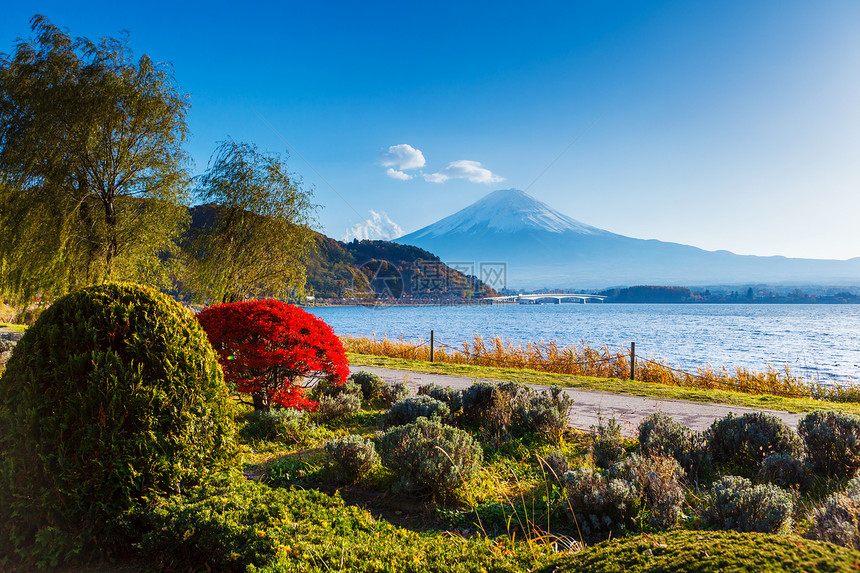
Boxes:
[395,189,860,289]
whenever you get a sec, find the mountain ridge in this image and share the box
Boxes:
[395,189,860,289]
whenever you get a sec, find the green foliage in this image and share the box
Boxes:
[516,386,574,442]
[702,475,793,533]
[135,473,538,572]
[312,378,363,401]
[264,458,320,488]
[418,382,463,413]
[379,417,483,499]
[708,412,803,474]
[184,140,316,303]
[313,393,362,423]
[383,395,451,429]
[539,529,860,573]
[239,408,321,445]
[758,453,809,489]
[378,380,410,407]
[611,454,686,529]
[541,450,571,484]
[805,476,860,551]
[325,435,381,483]
[590,415,626,469]
[637,412,710,480]
[457,380,573,443]
[562,465,641,539]
[349,370,386,403]
[0,16,190,305]
[798,410,860,478]
[0,283,235,566]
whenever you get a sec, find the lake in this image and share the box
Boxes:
[306,303,860,385]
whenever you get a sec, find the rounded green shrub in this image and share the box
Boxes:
[418,383,462,413]
[313,377,363,401]
[0,283,235,565]
[758,452,809,489]
[514,386,573,442]
[239,408,319,444]
[590,415,626,469]
[708,412,803,474]
[378,380,410,407]
[383,395,450,429]
[314,393,362,422]
[638,412,710,480]
[349,370,386,403]
[611,453,686,529]
[379,417,482,499]
[798,410,860,478]
[805,476,860,550]
[325,434,381,483]
[702,475,793,533]
[562,465,640,540]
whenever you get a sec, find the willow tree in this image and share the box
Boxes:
[186,140,317,303]
[0,16,190,306]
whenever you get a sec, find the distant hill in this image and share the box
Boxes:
[187,205,497,301]
[396,189,860,289]
[305,233,498,301]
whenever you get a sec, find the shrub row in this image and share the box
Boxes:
[417,380,573,442]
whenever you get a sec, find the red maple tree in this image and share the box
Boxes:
[197,300,349,411]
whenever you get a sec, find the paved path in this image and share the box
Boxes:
[349,364,805,437]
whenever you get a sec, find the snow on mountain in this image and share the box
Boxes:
[404,188,608,238]
[395,188,860,289]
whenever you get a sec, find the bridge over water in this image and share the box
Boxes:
[487,293,606,304]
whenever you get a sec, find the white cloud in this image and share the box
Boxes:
[342,210,404,242]
[386,167,412,180]
[424,159,504,184]
[379,144,426,171]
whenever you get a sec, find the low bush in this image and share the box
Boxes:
[562,465,640,540]
[313,393,362,423]
[418,383,462,413]
[702,475,793,533]
[758,452,809,489]
[590,415,626,469]
[383,395,450,429]
[515,386,573,442]
[460,381,516,437]
[798,410,860,478]
[539,529,860,573]
[611,453,685,529]
[239,408,320,445]
[379,417,482,499]
[541,450,571,483]
[135,473,541,573]
[325,435,380,483]
[637,412,710,480]
[805,476,860,550]
[378,381,410,407]
[312,378,363,401]
[708,412,803,474]
[350,370,386,403]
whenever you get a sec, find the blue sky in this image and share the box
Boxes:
[3,1,859,259]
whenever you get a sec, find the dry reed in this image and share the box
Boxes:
[341,334,860,403]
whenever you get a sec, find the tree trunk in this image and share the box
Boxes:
[104,198,118,277]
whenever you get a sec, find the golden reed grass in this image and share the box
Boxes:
[341,334,860,403]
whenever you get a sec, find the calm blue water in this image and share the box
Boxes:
[306,304,860,384]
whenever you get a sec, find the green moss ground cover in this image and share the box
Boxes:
[539,529,860,573]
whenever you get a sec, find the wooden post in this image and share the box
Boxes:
[430,330,434,362]
[630,342,636,381]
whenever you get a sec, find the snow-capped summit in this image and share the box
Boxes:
[395,188,860,289]
[403,188,607,239]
